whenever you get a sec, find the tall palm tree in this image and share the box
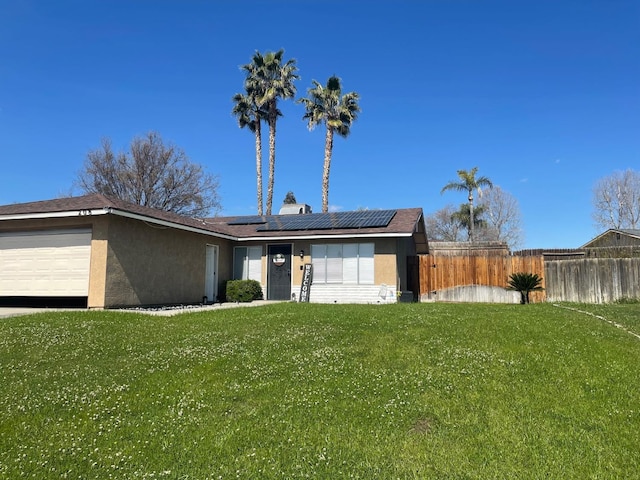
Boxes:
[441,167,493,242]
[232,91,265,215]
[242,50,298,215]
[298,76,361,213]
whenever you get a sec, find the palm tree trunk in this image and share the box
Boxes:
[468,192,475,243]
[266,115,276,215]
[321,127,334,213]
[255,121,263,216]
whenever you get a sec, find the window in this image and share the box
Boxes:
[311,243,374,284]
[233,246,262,281]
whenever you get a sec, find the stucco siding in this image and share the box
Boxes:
[87,217,109,308]
[374,238,399,286]
[103,216,231,307]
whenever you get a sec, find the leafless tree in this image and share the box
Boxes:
[425,204,465,241]
[75,132,221,217]
[592,169,640,230]
[478,186,524,250]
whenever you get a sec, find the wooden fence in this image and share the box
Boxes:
[545,257,640,303]
[416,246,640,303]
[418,251,545,303]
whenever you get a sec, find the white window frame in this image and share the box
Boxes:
[311,243,374,285]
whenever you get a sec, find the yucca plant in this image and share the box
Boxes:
[507,272,544,304]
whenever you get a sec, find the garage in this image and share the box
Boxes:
[0,229,91,306]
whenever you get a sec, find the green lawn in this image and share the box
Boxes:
[1,302,639,479]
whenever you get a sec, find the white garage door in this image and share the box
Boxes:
[0,229,92,297]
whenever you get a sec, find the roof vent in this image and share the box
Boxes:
[278,203,312,215]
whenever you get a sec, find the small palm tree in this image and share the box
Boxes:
[507,272,544,304]
[441,167,493,242]
[232,91,266,215]
[298,76,360,213]
[452,203,487,241]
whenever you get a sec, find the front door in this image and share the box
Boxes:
[267,244,292,300]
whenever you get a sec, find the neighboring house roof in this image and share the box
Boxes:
[620,229,640,237]
[581,228,640,248]
[0,194,429,251]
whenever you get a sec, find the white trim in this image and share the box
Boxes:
[106,209,237,240]
[236,232,412,242]
[0,208,236,241]
[0,209,109,221]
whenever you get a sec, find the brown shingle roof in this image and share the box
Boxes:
[205,208,425,239]
[0,193,223,236]
[0,194,428,247]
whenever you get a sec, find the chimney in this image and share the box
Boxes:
[278,203,312,215]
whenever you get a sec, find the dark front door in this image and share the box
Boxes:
[267,244,292,300]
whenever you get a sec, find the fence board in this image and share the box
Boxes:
[545,258,640,303]
[420,251,639,304]
[420,253,545,303]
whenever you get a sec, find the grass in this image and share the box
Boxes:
[1,302,639,479]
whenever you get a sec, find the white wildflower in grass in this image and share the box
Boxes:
[0,303,639,478]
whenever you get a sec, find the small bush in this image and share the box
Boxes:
[225,279,264,303]
[506,272,544,304]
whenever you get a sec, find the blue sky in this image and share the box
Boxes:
[1,1,638,249]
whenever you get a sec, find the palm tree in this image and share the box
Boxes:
[452,203,487,241]
[232,91,266,215]
[242,50,298,215]
[507,272,544,304]
[298,76,361,213]
[441,167,493,242]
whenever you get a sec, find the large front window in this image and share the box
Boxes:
[311,243,374,284]
[233,246,262,281]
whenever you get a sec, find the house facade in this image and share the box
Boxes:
[0,195,428,308]
[581,229,640,249]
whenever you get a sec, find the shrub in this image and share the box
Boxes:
[506,272,544,304]
[225,279,264,303]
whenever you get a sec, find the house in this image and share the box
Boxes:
[581,229,640,249]
[0,194,428,308]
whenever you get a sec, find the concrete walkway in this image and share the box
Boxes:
[0,300,279,319]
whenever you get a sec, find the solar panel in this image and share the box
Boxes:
[255,209,396,231]
[227,215,268,225]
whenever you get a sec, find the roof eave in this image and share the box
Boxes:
[580,228,640,248]
[0,208,110,221]
[235,232,415,242]
[105,208,238,241]
[0,207,239,241]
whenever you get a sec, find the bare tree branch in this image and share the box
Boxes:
[478,186,524,250]
[75,132,221,217]
[592,169,640,230]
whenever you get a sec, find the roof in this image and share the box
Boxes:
[580,228,640,248]
[0,194,235,240]
[0,194,429,250]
